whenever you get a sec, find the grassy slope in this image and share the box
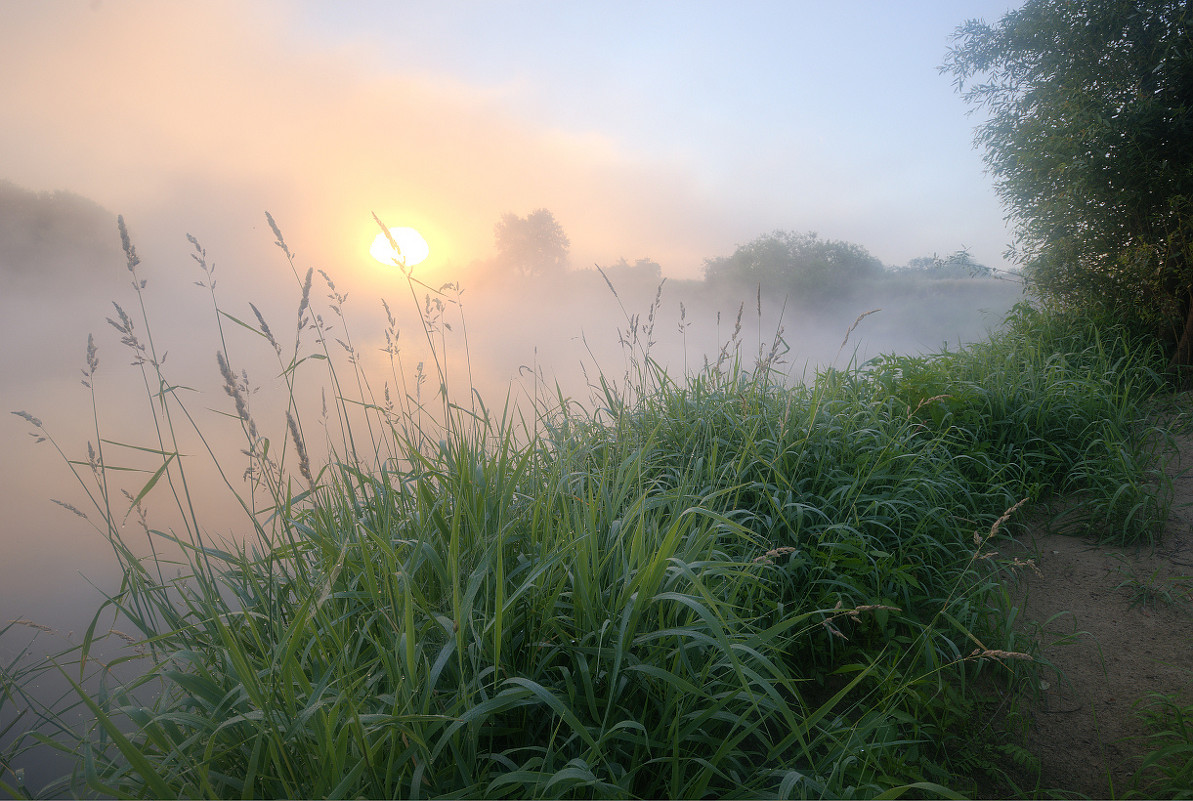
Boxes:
[0,226,1176,799]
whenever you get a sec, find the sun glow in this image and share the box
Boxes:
[371,227,430,267]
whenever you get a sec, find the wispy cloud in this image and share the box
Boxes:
[0,1,729,280]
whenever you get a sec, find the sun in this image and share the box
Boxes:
[371,227,430,268]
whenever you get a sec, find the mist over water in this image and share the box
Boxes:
[1,203,1021,626]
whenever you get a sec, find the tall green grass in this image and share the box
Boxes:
[1,217,1174,798]
[867,302,1172,545]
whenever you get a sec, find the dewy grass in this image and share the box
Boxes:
[1130,688,1193,799]
[0,216,1177,798]
[1110,555,1193,611]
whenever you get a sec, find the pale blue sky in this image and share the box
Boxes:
[0,1,1022,277]
[291,1,1021,271]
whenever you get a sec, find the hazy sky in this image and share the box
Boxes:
[0,0,1018,284]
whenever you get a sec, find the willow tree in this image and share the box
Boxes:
[944,0,1193,366]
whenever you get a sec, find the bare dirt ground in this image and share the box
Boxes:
[1003,402,1193,798]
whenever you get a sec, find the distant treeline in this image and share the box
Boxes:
[490,208,1008,303]
[0,180,121,293]
[489,206,1011,307]
[0,182,1007,307]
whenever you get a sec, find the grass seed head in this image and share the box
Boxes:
[265,211,292,259]
[217,351,259,442]
[10,618,56,634]
[968,648,1033,663]
[12,410,43,429]
[117,214,140,272]
[50,499,87,519]
[286,409,314,490]
[754,545,798,563]
[250,303,280,355]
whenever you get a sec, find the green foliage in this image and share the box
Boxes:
[703,230,883,301]
[1111,555,1193,611]
[867,303,1171,544]
[943,0,1193,365]
[0,218,1175,798]
[1130,690,1193,799]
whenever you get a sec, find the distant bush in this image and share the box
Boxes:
[703,230,883,302]
[0,179,121,292]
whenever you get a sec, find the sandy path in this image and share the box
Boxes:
[1005,416,1193,797]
